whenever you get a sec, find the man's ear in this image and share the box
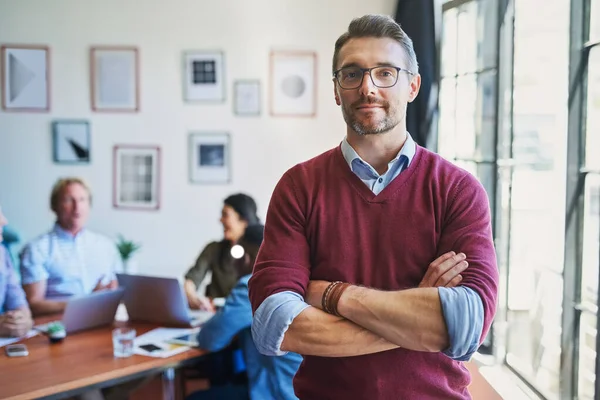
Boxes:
[408,74,422,103]
[333,80,341,106]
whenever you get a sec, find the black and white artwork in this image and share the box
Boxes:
[184,51,225,102]
[1,45,49,111]
[189,132,230,184]
[234,80,260,116]
[52,120,90,164]
[113,145,160,210]
[270,51,317,117]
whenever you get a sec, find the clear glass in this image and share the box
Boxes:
[591,0,600,41]
[586,47,600,170]
[505,0,570,397]
[112,327,136,358]
[441,8,458,78]
[577,311,597,400]
[456,1,478,75]
[438,78,457,159]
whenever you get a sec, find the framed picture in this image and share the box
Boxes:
[91,46,139,112]
[113,145,160,210]
[234,80,260,116]
[270,50,317,117]
[188,132,230,184]
[183,51,225,102]
[1,45,50,111]
[52,120,90,164]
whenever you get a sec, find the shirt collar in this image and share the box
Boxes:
[340,132,416,173]
[52,223,86,240]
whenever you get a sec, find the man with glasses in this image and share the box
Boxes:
[249,14,498,399]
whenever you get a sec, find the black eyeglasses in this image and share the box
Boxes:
[333,66,414,89]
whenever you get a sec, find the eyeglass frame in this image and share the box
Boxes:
[332,65,415,89]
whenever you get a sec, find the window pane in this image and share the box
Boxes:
[506,0,570,397]
[581,175,600,309]
[442,8,458,78]
[591,0,600,41]
[506,271,563,398]
[456,0,497,75]
[586,47,600,170]
[456,1,478,75]
[438,78,457,159]
[454,71,497,160]
[577,312,597,400]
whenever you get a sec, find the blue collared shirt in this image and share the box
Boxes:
[198,275,302,400]
[252,133,484,361]
[20,224,121,299]
[0,246,27,314]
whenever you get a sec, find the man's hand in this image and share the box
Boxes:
[187,294,215,312]
[418,251,468,288]
[0,308,33,337]
[92,276,118,292]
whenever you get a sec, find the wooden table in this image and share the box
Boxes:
[0,320,206,400]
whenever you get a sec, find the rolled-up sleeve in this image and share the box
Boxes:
[19,242,49,285]
[252,291,310,356]
[438,286,484,361]
[1,248,27,311]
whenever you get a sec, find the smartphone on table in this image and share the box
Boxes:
[5,344,29,357]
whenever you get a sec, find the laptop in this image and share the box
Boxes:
[116,273,214,327]
[36,288,125,334]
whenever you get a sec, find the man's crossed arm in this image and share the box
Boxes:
[253,251,483,360]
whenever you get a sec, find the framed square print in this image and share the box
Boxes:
[234,80,260,116]
[52,120,90,164]
[113,145,160,210]
[1,45,50,111]
[189,132,230,184]
[270,50,317,117]
[91,46,139,112]
[183,51,225,102]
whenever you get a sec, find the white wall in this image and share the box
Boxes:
[0,0,397,279]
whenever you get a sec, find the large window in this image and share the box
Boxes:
[438,0,598,398]
[576,34,600,400]
[503,1,570,398]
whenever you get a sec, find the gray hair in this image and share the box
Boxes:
[332,14,419,75]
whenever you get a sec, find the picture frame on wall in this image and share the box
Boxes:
[233,80,260,116]
[183,51,225,102]
[91,46,139,112]
[113,145,160,210]
[189,132,230,184]
[1,45,50,111]
[270,50,317,117]
[52,120,90,164]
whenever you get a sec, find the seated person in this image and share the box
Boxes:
[0,204,33,337]
[20,178,121,316]
[184,193,260,311]
[189,224,301,400]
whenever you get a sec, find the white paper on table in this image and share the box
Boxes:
[0,330,39,348]
[133,327,198,358]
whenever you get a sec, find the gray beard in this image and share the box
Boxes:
[343,110,399,136]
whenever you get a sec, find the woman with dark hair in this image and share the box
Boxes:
[184,193,259,310]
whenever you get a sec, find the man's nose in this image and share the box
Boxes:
[358,71,376,96]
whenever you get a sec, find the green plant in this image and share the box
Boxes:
[47,321,65,335]
[116,235,141,261]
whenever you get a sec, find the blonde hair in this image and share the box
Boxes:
[50,178,92,212]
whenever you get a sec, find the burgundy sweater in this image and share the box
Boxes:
[249,145,499,400]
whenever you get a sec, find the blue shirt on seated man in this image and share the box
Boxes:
[20,178,122,316]
[190,224,302,400]
[0,205,33,337]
